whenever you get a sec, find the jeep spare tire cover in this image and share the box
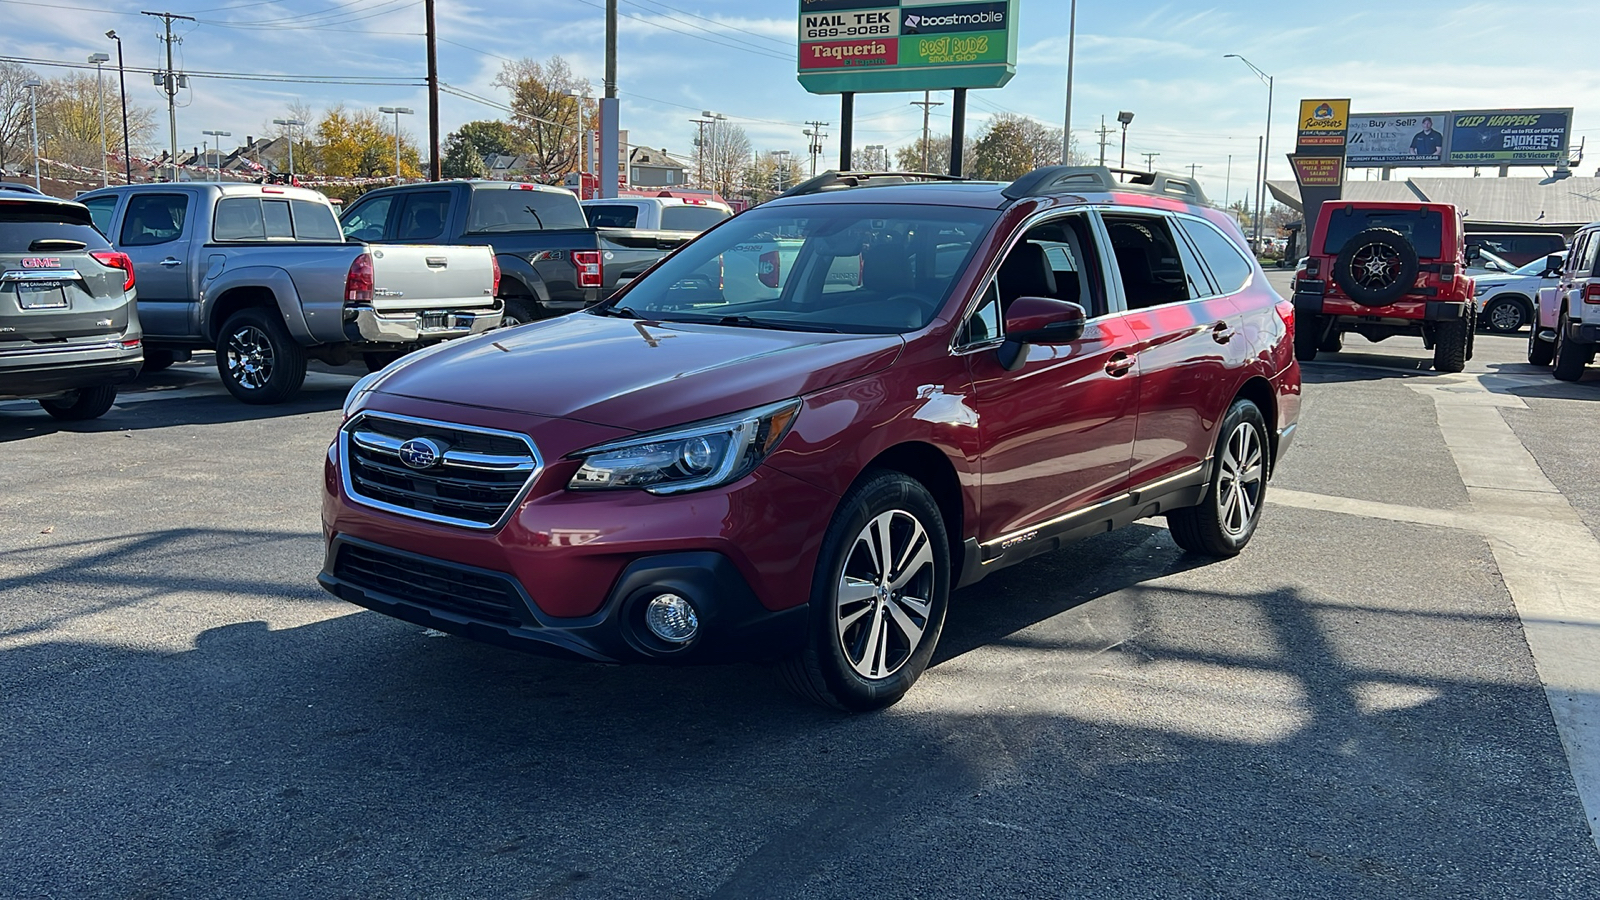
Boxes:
[1332,227,1420,306]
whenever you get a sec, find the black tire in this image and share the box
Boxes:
[778,471,951,712]
[140,348,176,373]
[1528,325,1554,366]
[215,308,307,404]
[1318,330,1344,353]
[1482,297,1530,334]
[1432,316,1470,373]
[1293,311,1321,362]
[39,384,118,420]
[501,298,540,328]
[1167,399,1269,558]
[1552,311,1590,382]
[1332,227,1419,306]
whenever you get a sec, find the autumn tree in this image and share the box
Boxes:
[311,105,422,181]
[968,113,1064,181]
[493,56,593,180]
[443,120,524,179]
[893,134,971,175]
[0,65,154,177]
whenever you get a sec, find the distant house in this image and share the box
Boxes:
[629,147,690,188]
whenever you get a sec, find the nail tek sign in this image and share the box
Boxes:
[797,0,1018,94]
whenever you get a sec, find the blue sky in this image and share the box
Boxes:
[7,0,1596,204]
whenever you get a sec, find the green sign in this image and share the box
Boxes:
[797,0,1019,95]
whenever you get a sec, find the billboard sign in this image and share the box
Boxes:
[1296,99,1350,150]
[1447,108,1571,165]
[797,0,1019,95]
[1289,155,1344,187]
[1347,112,1451,166]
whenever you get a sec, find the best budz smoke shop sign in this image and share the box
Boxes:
[797,0,1019,94]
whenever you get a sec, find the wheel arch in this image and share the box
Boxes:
[1232,376,1278,472]
[208,286,281,343]
[856,441,967,583]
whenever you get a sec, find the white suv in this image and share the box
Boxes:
[1530,221,1600,380]
[1473,249,1564,333]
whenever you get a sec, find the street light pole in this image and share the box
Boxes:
[378,106,413,185]
[89,53,111,186]
[1117,110,1135,172]
[202,130,230,181]
[1225,54,1274,249]
[24,78,41,191]
[106,31,131,184]
[272,118,305,184]
[1061,0,1076,164]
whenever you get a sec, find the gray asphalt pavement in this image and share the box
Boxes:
[3,313,1599,898]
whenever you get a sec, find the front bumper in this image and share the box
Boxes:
[318,536,806,664]
[342,302,503,344]
[0,340,142,400]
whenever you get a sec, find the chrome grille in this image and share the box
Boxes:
[341,412,541,529]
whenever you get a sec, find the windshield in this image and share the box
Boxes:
[600,203,999,334]
[1512,252,1563,276]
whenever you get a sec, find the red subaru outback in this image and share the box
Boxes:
[320,167,1301,710]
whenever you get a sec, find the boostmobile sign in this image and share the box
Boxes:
[797,0,1019,95]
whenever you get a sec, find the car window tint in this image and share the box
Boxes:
[1103,213,1199,310]
[1179,218,1254,294]
[342,195,393,241]
[1171,228,1213,298]
[467,188,587,233]
[0,207,110,252]
[396,191,450,240]
[213,197,265,241]
[660,205,729,232]
[960,279,1002,345]
[1323,208,1443,258]
[262,200,294,239]
[82,196,117,236]
[996,214,1108,317]
[292,199,342,241]
[584,204,639,228]
[120,193,187,246]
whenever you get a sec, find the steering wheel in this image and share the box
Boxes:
[877,292,935,324]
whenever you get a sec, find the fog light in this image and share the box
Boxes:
[644,594,699,644]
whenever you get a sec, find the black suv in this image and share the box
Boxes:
[0,185,142,420]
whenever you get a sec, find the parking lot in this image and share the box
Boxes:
[4,266,1599,897]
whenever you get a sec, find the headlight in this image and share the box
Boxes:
[568,399,801,495]
[1474,282,1491,296]
[342,371,382,419]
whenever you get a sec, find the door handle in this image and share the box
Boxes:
[159,258,182,268]
[1104,351,1133,377]
[1211,320,1235,344]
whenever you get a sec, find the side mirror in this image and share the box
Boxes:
[997,297,1087,370]
[1545,254,1564,277]
[1465,244,1481,261]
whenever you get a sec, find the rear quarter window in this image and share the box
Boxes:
[1178,218,1254,294]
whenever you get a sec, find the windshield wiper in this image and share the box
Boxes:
[592,304,640,319]
[715,315,839,333]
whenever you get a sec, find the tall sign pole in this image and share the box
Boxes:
[598,0,619,198]
[424,0,440,181]
[1061,0,1076,163]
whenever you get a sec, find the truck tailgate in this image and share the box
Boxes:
[598,228,694,293]
[368,244,497,311]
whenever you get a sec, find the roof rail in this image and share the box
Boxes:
[0,182,45,195]
[1002,166,1211,206]
[779,170,966,199]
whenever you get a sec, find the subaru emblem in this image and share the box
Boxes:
[398,437,444,469]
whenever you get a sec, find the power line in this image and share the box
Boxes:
[567,0,792,62]
[620,0,793,51]
[0,54,424,85]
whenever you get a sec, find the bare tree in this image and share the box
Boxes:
[37,72,155,171]
[698,120,751,196]
[893,134,972,174]
[0,62,39,174]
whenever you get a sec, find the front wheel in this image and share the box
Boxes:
[1483,298,1529,334]
[39,384,117,420]
[778,471,950,712]
[1167,400,1269,557]
[215,308,307,404]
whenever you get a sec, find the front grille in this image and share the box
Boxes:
[342,412,541,529]
[334,542,526,628]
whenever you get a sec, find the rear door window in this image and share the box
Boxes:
[396,191,450,240]
[1323,208,1443,258]
[120,193,188,246]
[1102,213,1203,309]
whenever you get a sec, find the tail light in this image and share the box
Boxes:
[1439,263,1457,283]
[572,250,603,290]
[345,253,374,306]
[490,254,501,297]
[91,250,135,292]
[1304,258,1320,278]
[1585,283,1600,305]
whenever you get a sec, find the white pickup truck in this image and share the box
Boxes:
[77,183,500,403]
[580,195,733,234]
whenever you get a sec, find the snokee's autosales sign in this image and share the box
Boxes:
[797,0,1019,95]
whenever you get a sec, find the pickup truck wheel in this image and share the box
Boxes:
[1432,316,1470,373]
[39,384,117,421]
[1528,324,1554,366]
[1483,297,1529,334]
[778,471,950,712]
[501,298,538,328]
[216,308,307,404]
[1552,311,1590,382]
[1293,312,1321,362]
[1167,400,1268,558]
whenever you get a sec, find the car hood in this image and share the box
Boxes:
[371,313,904,433]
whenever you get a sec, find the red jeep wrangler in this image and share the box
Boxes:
[1293,201,1475,372]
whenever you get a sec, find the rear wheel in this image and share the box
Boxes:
[1168,399,1268,557]
[1433,316,1470,373]
[1318,331,1344,353]
[1552,311,1591,382]
[500,298,541,328]
[215,308,307,404]
[778,471,950,712]
[39,384,117,420]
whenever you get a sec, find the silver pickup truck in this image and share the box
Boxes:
[77,183,500,404]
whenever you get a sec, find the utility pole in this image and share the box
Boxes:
[1061,0,1077,164]
[143,10,195,183]
[1187,163,1203,179]
[1225,154,1231,209]
[910,91,943,171]
[691,117,711,187]
[804,121,828,176]
[24,78,40,190]
[424,0,440,180]
[598,0,619,198]
[1096,115,1111,167]
[1141,151,1160,171]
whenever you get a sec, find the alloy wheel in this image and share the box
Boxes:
[1489,302,1524,332]
[225,324,274,391]
[1348,241,1402,290]
[1217,422,1265,539]
[835,509,936,680]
